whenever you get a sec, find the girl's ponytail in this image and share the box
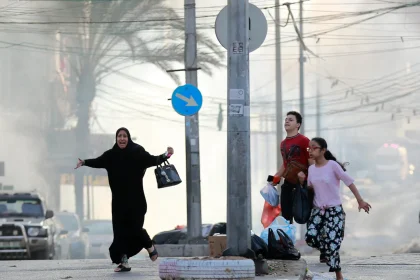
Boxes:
[311,137,348,171]
[324,150,347,171]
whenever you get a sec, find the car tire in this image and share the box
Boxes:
[70,251,86,259]
[159,258,255,279]
[54,246,62,260]
[69,243,87,259]
[159,258,179,279]
[31,249,50,260]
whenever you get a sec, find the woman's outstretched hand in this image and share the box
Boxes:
[167,147,174,156]
[75,158,84,169]
[358,199,372,214]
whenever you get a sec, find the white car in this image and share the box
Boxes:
[83,220,113,259]
[0,192,56,260]
[55,211,90,259]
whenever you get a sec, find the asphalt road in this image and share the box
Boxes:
[0,257,304,280]
[0,259,160,280]
[0,254,419,280]
[306,254,420,280]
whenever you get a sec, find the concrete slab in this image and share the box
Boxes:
[155,244,209,257]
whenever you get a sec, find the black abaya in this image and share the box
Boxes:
[83,128,167,264]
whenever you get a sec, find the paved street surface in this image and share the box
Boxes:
[0,259,160,280]
[1,254,419,279]
[0,258,306,280]
[306,254,420,280]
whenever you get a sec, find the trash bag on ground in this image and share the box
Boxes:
[260,183,279,206]
[261,201,281,228]
[251,232,268,258]
[208,222,226,236]
[276,228,300,260]
[260,216,297,245]
[267,228,301,260]
[152,229,188,244]
[292,182,313,224]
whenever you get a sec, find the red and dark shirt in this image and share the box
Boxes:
[280,133,310,169]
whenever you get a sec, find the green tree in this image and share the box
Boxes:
[59,0,223,219]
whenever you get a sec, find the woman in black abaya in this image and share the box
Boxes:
[75,127,174,272]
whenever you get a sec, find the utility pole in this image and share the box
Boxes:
[299,0,306,241]
[299,0,305,134]
[316,40,321,136]
[225,0,253,257]
[275,0,283,170]
[75,0,92,221]
[265,115,270,172]
[184,0,203,240]
[86,175,91,220]
[91,182,95,220]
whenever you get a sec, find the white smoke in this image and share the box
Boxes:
[0,108,49,198]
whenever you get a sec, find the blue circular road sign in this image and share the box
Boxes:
[171,84,203,116]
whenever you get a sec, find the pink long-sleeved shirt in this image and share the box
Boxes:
[307,160,354,209]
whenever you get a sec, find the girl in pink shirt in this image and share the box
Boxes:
[298,137,371,280]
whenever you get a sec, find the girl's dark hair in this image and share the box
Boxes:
[311,137,348,171]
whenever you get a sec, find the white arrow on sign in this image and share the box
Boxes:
[175,93,198,106]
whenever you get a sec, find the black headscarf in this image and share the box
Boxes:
[112,127,135,151]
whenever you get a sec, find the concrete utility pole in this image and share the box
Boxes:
[299,0,305,134]
[75,0,93,221]
[184,0,203,240]
[275,0,283,170]
[224,0,253,257]
[298,0,306,242]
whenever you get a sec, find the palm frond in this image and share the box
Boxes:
[55,0,224,126]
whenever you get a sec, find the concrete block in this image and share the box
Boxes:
[155,244,209,257]
[184,244,209,257]
[156,245,184,257]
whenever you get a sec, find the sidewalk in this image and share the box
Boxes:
[305,253,420,280]
[260,259,308,280]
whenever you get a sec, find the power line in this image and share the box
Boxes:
[0,0,415,25]
[97,58,420,113]
[96,70,419,124]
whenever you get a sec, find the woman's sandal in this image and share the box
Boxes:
[114,264,131,272]
[149,246,158,261]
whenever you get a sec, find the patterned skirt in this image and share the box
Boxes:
[305,205,346,272]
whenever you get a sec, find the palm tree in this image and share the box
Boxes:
[56,0,223,219]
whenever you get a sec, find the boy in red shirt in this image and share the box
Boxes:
[273,111,313,223]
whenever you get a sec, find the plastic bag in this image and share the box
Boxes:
[267,228,284,259]
[261,201,281,228]
[267,228,300,260]
[260,183,279,206]
[292,183,312,224]
[260,216,297,245]
[251,233,268,258]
